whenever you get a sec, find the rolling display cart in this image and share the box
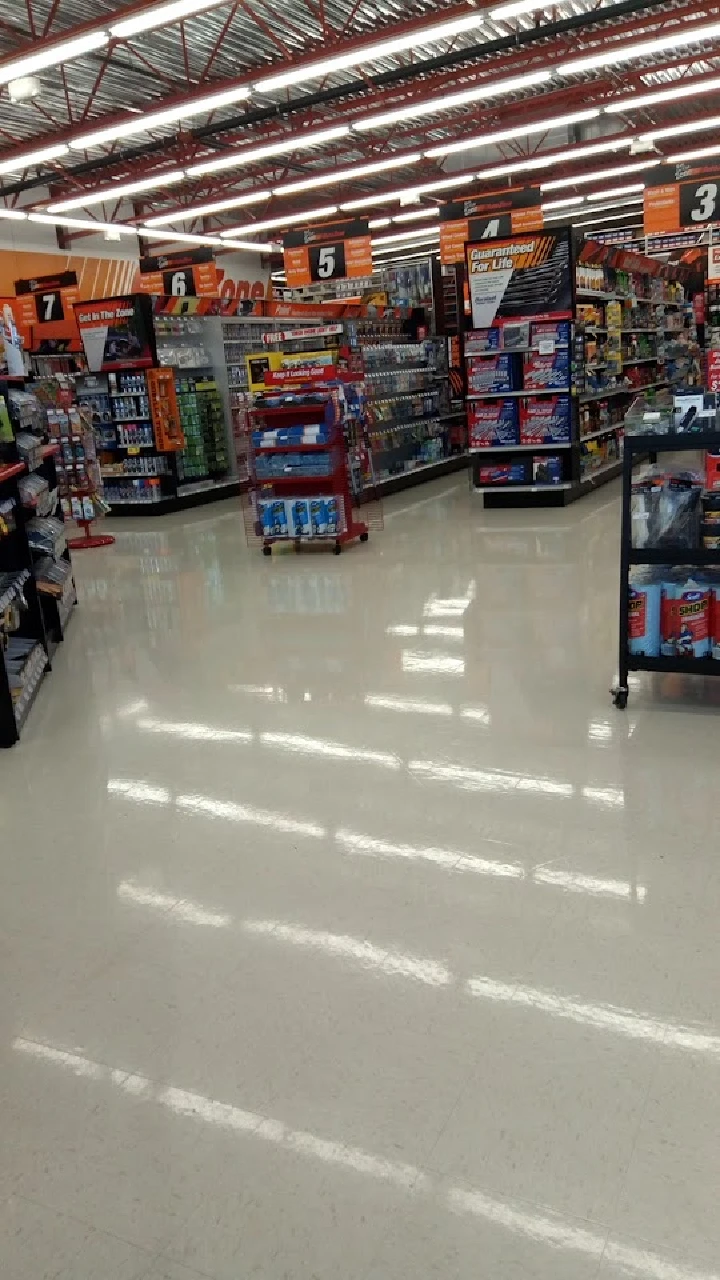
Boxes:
[246,379,372,556]
[613,395,720,708]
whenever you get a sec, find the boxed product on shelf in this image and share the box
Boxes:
[532,455,564,485]
[467,353,518,392]
[468,400,519,448]
[463,329,502,354]
[499,321,531,351]
[519,396,571,444]
[523,349,570,391]
[477,462,529,485]
[530,320,571,347]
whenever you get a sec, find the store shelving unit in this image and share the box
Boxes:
[614,428,720,707]
[466,229,694,508]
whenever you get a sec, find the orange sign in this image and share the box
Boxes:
[147,367,185,452]
[137,248,218,297]
[644,184,681,236]
[644,161,720,235]
[440,188,543,265]
[283,218,372,287]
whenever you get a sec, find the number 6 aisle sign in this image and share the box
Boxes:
[283,219,373,287]
[645,161,720,235]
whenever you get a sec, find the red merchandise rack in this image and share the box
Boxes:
[243,378,374,556]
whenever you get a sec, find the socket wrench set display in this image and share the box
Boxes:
[464,228,693,507]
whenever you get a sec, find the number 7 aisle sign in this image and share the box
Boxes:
[283,218,373,287]
[645,161,720,234]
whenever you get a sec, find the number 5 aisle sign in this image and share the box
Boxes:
[645,161,720,235]
[283,219,373,287]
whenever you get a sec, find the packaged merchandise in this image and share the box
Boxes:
[499,321,530,350]
[530,320,571,347]
[465,328,501,353]
[467,353,518,393]
[627,576,662,656]
[705,453,720,492]
[532,455,563,485]
[523,350,570,391]
[310,499,326,534]
[258,499,276,538]
[712,585,720,659]
[325,497,340,535]
[477,462,529,486]
[468,399,519,448]
[661,578,711,657]
[288,499,311,536]
[631,468,703,548]
[519,396,571,445]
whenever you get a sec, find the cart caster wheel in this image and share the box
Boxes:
[612,688,628,709]
[333,541,342,555]
[262,545,272,557]
[359,531,369,542]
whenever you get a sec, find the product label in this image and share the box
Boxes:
[628,593,646,640]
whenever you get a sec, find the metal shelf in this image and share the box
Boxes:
[473,481,573,493]
[465,345,568,356]
[625,430,720,454]
[468,388,570,399]
[470,443,572,453]
[580,424,623,443]
[629,547,720,565]
[627,655,720,676]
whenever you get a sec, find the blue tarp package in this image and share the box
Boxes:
[468,399,519,448]
[628,573,662,657]
[523,350,570,390]
[467,353,518,392]
[520,396,571,444]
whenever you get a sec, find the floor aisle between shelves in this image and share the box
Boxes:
[4,471,720,1280]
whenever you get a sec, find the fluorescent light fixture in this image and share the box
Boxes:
[543,195,644,221]
[215,236,278,252]
[341,172,475,212]
[374,247,441,265]
[586,183,645,200]
[393,207,440,223]
[542,195,585,210]
[576,212,644,228]
[541,158,656,190]
[476,137,634,185]
[111,0,231,38]
[48,170,186,213]
[640,113,720,143]
[273,152,423,198]
[354,70,550,132]
[144,189,270,227]
[219,204,339,237]
[372,227,440,247]
[142,226,276,251]
[668,143,720,163]
[0,32,108,86]
[561,21,720,77]
[425,106,600,159]
[605,73,720,114]
[368,217,392,228]
[490,0,550,16]
[69,85,252,151]
[28,212,139,235]
[254,13,486,93]
[187,125,350,177]
[0,144,69,176]
[0,208,28,221]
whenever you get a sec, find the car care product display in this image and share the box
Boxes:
[613,397,720,706]
[466,229,693,507]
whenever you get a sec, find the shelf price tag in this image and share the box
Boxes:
[127,446,140,456]
[283,219,372,288]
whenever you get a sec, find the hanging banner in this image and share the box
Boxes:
[645,161,720,235]
[440,188,543,265]
[14,270,81,352]
[283,219,372,287]
[136,247,218,297]
[73,295,155,372]
[466,230,571,329]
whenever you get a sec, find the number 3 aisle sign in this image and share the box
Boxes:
[645,161,720,234]
[283,219,373,287]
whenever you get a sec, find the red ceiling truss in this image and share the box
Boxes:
[1,0,720,248]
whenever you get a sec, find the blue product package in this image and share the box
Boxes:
[467,353,517,393]
[532,455,563,485]
[530,320,571,347]
[258,499,275,538]
[325,497,340,535]
[523,350,570,391]
[628,580,661,656]
[477,463,528,485]
[309,498,326,535]
[468,399,519,448]
[465,328,501,353]
[271,500,288,536]
[288,498,310,536]
[520,396,571,445]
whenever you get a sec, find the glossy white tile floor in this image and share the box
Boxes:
[3,475,720,1280]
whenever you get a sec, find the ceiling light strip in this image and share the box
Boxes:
[425,107,600,158]
[48,170,186,213]
[354,69,551,132]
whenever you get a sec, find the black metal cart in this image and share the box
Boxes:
[613,429,720,708]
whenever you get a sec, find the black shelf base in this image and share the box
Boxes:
[627,655,720,677]
[108,478,243,517]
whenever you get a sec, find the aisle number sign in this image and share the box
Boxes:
[137,247,218,297]
[15,270,80,348]
[645,161,720,235]
[440,188,543,265]
[283,219,372,287]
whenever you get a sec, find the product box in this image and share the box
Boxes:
[532,455,563,485]
[499,321,530,350]
[465,327,501,353]
[520,396,571,445]
[309,498,326,535]
[477,462,529,486]
[288,498,311,536]
[706,453,720,492]
[530,320,571,348]
[467,353,518,393]
[325,497,341,535]
[523,349,570,391]
[468,399,519,449]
